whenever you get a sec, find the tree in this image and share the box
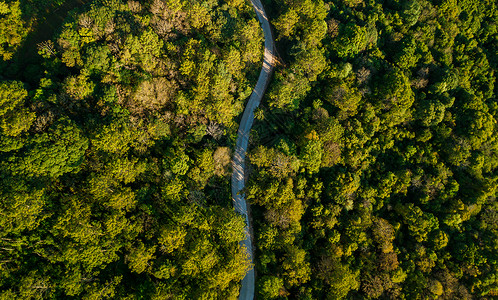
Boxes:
[0,0,27,60]
[372,218,396,253]
[281,245,311,286]
[0,80,35,137]
[127,242,156,274]
[273,8,300,40]
[332,23,368,58]
[92,121,136,154]
[402,0,422,27]
[317,256,360,299]
[325,81,362,117]
[0,181,47,235]
[299,130,323,174]
[374,69,415,127]
[9,118,88,178]
[258,276,284,299]
[238,19,262,63]
[63,73,95,100]
[396,204,439,243]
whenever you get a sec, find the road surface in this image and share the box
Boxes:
[231,0,275,299]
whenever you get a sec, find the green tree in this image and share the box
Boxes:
[0,0,27,60]
[10,118,88,178]
[317,257,360,299]
[258,276,284,299]
[0,80,35,137]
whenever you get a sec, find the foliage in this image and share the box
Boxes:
[0,0,264,298]
[251,0,498,298]
[0,0,27,60]
[0,0,496,298]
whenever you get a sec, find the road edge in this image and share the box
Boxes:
[231,0,275,299]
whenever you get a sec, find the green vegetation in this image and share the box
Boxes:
[250,0,497,298]
[1,0,497,298]
[0,0,263,298]
[0,0,27,60]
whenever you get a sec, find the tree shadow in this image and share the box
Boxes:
[1,0,89,82]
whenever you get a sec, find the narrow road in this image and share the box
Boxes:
[231,0,275,299]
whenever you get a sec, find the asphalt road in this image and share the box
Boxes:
[231,0,275,299]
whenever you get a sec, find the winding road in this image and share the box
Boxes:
[231,0,275,299]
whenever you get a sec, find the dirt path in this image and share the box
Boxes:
[231,0,275,298]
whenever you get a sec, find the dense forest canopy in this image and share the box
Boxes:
[0,0,263,298]
[0,0,497,299]
[249,0,497,298]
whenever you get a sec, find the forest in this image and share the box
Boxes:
[0,0,496,299]
[0,0,263,298]
[249,0,497,298]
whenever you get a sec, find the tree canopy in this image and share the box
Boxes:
[0,0,496,298]
[0,0,263,298]
[249,0,497,298]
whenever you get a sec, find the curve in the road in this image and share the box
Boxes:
[231,0,275,299]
